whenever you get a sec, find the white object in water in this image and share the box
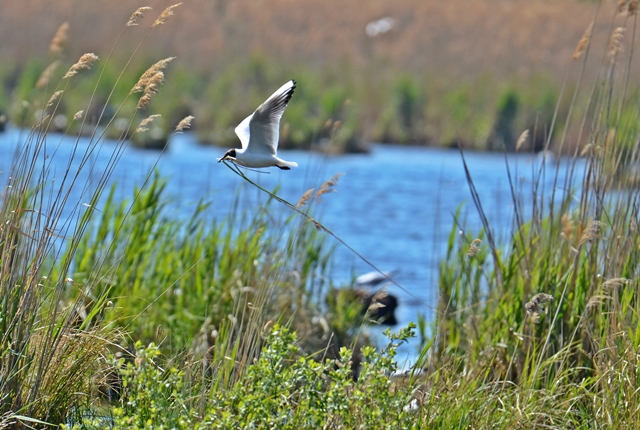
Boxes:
[366,17,395,37]
[356,269,398,287]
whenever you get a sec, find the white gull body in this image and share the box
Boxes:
[219,80,298,170]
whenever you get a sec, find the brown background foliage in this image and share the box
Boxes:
[0,0,618,79]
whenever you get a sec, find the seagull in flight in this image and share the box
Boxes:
[219,80,298,170]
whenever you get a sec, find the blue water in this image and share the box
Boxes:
[0,127,584,360]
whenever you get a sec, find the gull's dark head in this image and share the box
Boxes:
[219,148,236,162]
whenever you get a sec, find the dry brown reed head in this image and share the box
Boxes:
[36,60,61,89]
[315,172,344,200]
[127,6,153,26]
[136,72,165,109]
[174,115,194,133]
[515,130,529,152]
[367,288,389,314]
[600,277,629,290]
[560,213,575,242]
[46,90,64,107]
[136,114,161,133]
[579,220,601,246]
[617,0,629,13]
[573,22,593,61]
[296,188,315,208]
[466,239,482,257]
[73,110,84,121]
[586,294,609,310]
[579,143,594,157]
[309,218,326,232]
[608,27,625,65]
[617,0,639,15]
[525,293,554,323]
[131,57,175,94]
[63,53,99,79]
[49,22,69,54]
[152,3,183,28]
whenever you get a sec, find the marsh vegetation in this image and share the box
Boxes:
[3,1,640,429]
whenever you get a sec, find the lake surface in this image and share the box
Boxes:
[0,127,584,359]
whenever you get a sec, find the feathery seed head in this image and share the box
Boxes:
[136,72,165,109]
[515,129,529,152]
[579,220,601,246]
[47,90,64,107]
[152,3,183,27]
[127,6,153,26]
[525,293,554,323]
[315,172,345,200]
[580,143,594,157]
[608,27,625,65]
[73,110,84,121]
[573,22,593,61]
[466,239,482,258]
[63,53,99,79]
[36,60,61,89]
[131,57,175,94]
[49,22,69,54]
[600,277,629,290]
[174,115,194,133]
[296,188,315,208]
[136,114,161,133]
[367,289,390,314]
[618,0,629,13]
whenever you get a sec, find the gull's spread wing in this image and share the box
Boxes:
[245,80,296,155]
[234,114,252,151]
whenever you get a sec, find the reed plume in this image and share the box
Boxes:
[73,110,84,121]
[46,90,64,107]
[617,0,629,14]
[367,289,389,314]
[131,57,175,94]
[579,220,601,246]
[63,53,99,79]
[617,0,639,15]
[174,115,194,133]
[600,278,629,290]
[315,173,344,200]
[579,143,594,157]
[152,3,183,28]
[466,239,482,257]
[127,6,153,26]
[607,27,625,65]
[49,22,69,54]
[296,188,315,208]
[573,22,593,61]
[136,114,161,133]
[525,293,554,323]
[136,72,165,109]
[36,61,61,89]
[515,130,529,152]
